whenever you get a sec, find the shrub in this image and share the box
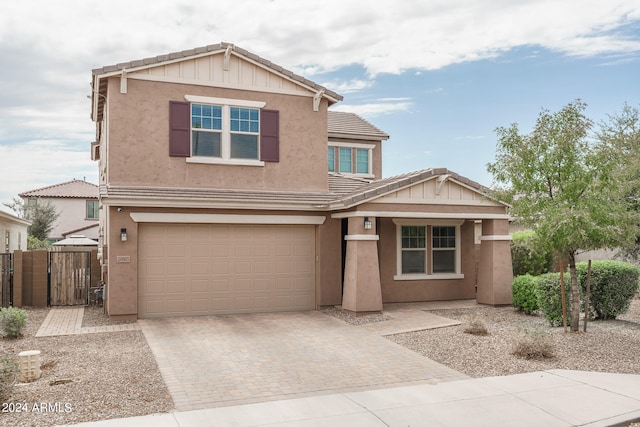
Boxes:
[576,260,640,320]
[511,327,555,359]
[0,357,19,400]
[463,313,489,335]
[535,273,573,327]
[511,230,555,276]
[0,307,28,338]
[512,274,539,315]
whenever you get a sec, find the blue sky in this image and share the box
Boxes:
[1,0,640,210]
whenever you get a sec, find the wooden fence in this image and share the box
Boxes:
[49,251,91,306]
[6,249,99,307]
[0,253,11,307]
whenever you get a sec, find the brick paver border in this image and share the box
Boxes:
[35,307,140,337]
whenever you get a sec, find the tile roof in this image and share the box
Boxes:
[328,111,390,141]
[92,42,342,102]
[102,168,500,211]
[332,168,494,208]
[20,180,99,199]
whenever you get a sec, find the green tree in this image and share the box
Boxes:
[3,197,60,243]
[487,100,639,332]
[597,103,640,260]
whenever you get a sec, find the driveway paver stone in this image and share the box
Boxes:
[140,304,472,411]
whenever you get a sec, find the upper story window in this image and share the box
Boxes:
[170,96,280,165]
[191,103,260,160]
[328,142,374,177]
[86,200,99,219]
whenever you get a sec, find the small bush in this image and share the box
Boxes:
[511,327,555,359]
[511,230,555,276]
[463,313,489,335]
[0,307,28,338]
[535,273,573,327]
[576,260,640,320]
[512,274,539,315]
[0,357,19,400]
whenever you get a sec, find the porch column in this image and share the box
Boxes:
[342,216,383,313]
[477,219,513,305]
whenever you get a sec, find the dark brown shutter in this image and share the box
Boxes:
[260,109,279,162]
[169,101,190,157]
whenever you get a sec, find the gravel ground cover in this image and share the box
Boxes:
[387,296,640,378]
[1,299,639,426]
[0,307,172,427]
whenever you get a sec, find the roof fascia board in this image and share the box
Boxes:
[331,211,511,220]
[101,196,330,211]
[129,212,326,225]
[328,132,389,141]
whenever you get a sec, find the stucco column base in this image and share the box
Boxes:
[477,219,513,306]
[342,239,383,313]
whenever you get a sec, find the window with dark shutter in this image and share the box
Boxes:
[260,109,279,162]
[169,101,191,157]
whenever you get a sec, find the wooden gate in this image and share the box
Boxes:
[0,253,12,307]
[49,252,91,306]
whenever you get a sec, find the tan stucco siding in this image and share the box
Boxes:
[317,216,343,306]
[105,206,340,318]
[378,218,476,302]
[106,78,329,192]
[357,203,508,216]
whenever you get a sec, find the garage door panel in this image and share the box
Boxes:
[138,223,315,318]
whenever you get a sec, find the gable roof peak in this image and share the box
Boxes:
[91,41,342,102]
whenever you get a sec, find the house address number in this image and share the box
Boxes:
[116,256,131,263]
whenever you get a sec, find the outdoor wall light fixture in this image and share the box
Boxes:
[120,228,127,242]
[364,217,372,230]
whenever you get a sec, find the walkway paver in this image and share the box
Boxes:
[139,305,472,411]
[35,306,140,337]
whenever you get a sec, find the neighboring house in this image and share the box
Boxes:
[19,179,99,241]
[0,209,29,252]
[91,42,513,320]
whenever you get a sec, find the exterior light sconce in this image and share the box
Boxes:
[120,228,128,242]
[364,217,372,230]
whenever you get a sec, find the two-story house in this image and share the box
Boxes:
[91,42,512,320]
[19,179,99,241]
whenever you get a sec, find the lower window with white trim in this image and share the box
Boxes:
[394,219,464,280]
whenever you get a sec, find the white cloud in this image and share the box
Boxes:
[0,0,639,200]
[322,79,374,94]
[331,102,413,117]
[0,141,97,206]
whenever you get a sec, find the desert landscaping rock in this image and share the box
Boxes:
[1,297,639,426]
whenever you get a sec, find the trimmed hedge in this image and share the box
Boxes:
[511,230,555,276]
[576,260,640,320]
[535,273,573,327]
[512,274,539,315]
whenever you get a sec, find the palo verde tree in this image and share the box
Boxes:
[487,100,639,332]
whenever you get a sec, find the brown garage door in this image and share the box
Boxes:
[138,223,315,318]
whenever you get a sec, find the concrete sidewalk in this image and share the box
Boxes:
[64,370,640,427]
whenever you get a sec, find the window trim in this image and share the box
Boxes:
[185,95,266,166]
[393,219,464,281]
[328,141,374,178]
[86,200,99,220]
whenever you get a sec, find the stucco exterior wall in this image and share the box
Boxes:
[378,218,477,302]
[0,212,28,252]
[105,78,329,192]
[105,205,340,318]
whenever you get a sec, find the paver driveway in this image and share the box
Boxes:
[140,305,471,411]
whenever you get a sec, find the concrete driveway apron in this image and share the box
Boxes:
[140,308,469,411]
